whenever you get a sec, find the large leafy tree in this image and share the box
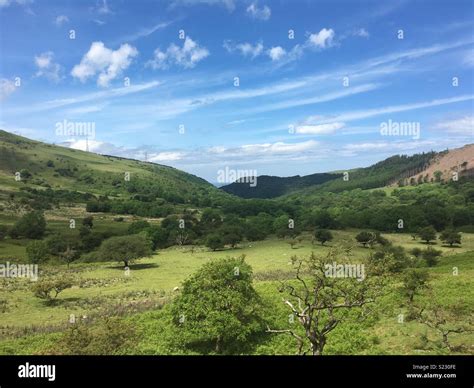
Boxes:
[171,256,263,353]
[97,234,153,267]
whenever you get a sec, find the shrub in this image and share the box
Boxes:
[32,277,74,301]
[26,240,49,264]
[422,247,442,267]
[314,229,333,245]
[439,229,461,247]
[9,212,46,239]
[418,226,437,244]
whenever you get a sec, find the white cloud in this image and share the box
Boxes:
[295,122,345,135]
[121,21,172,42]
[267,46,286,61]
[147,36,209,69]
[63,104,105,115]
[308,95,474,124]
[95,0,111,14]
[71,42,138,87]
[0,0,32,8]
[354,28,369,38]
[171,0,236,11]
[0,78,17,100]
[149,151,185,162]
[238,140,318,155]
[342,140,436,153]
[246,2,271,21]
[34,52,62,82]
[9,81,160,114]
[463,49,474,67]
[223,40,263,58]
[54,15,69,26]
[435,115,474,135]
[244,83,379,115]
[308,28,335,49]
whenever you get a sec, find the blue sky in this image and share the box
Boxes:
[0,0,473,184]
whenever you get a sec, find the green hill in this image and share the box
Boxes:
[220,172,340,199]
[221,151,440,199]
[0,129,228,211]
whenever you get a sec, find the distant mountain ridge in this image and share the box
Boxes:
[220,172,341,198]
[220,145,474,199]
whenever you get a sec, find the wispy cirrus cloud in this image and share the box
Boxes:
[306,95,474,125]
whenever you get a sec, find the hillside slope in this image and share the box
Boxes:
[220,172,340,199]
[398,144,474,185]
[0,129,227,207]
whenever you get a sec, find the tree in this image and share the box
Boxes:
[418,226,437,244]
[82,216,94,229]
[10,212,46,239]
[19,168,32,179]
[355,231,373,247]
[206,234,224,251]
[171,256,263,353]
[0,225,9,241]
[222,226,243,248]
[97,234,152,268]
[60,245,78,268]
[146,225,169,249]
[415,303,473,351]
[422,246,442,267]
[314,229,333,245]
[433,170,442,182]
[244,221,268,241]
[401,269,430,304]
[127,220,150,235]
[267,248,386,355]
[370,245,409,273]
[439,229,462,247]
[32,277,73,302]
[26,240,49,264]
[200,208,222,231]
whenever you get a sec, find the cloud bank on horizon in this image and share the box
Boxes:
[0,0,473,182]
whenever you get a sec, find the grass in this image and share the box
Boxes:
[0,231,472,355]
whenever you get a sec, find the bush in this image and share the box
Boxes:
[0,225,8,241]
[9,212,46,239]
[418,226,437,244]
[26,240,49,264]
[439,229,461,247]
[314,229,333,245]
[31,277,74,301]
[55,318,135,355]
[127,220,151,235]
[422,247,442,267]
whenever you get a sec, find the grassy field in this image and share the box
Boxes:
[0,231,473,355]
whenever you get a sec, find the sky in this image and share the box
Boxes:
[0,0,473,184]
